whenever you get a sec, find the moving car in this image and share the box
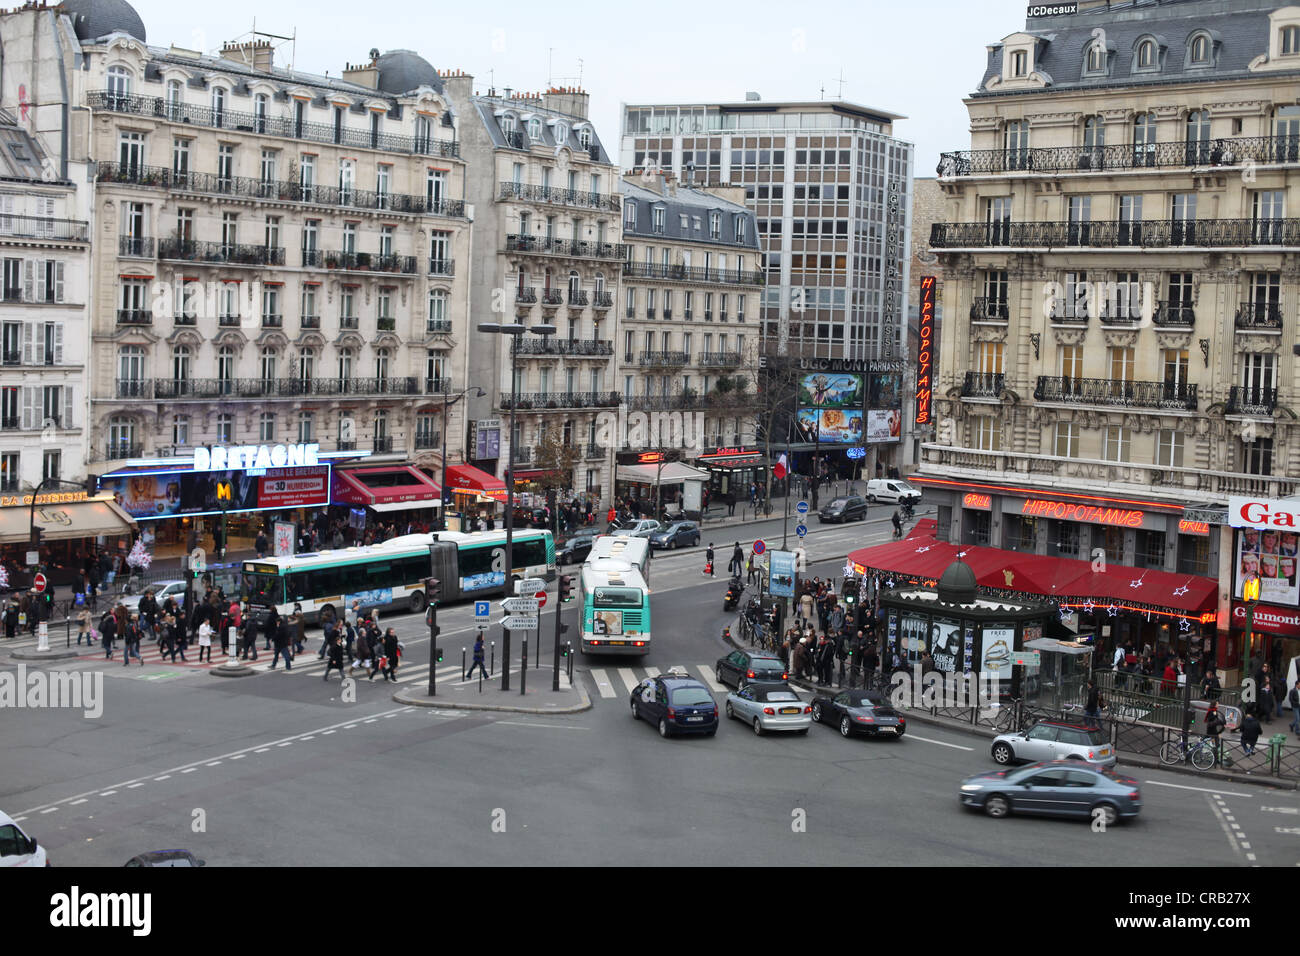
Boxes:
[0,811,48,866]
[715,649,788,689]
[124,850,206,867]
[818,496,867,523]
[990,721,1116,768]
[630,671,719,737]
[865,478,921,505]
[649,521,700,550]
[608,518,662,539]
[958,761,1142,825]
[557,533,598,565]
[119,580,188,614]
[725,681,812,735]
[810,689,906,738]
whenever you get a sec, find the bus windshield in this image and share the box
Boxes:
[243,572,283,606]
[593,587,643,607]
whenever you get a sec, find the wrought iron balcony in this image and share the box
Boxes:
[625,394,693,411]
[568,290,589,306]
[662,309,673,320]
[426,319,453,335]
[646,308,657,320]
[1047,300,1090,324]
[499,391,622,410]
[336,440,357,451]
[261,314,283,328]
[1225,386,1278,416]
[504,234,630,260]
[970,297,1009,321]
[514,338,613,357]
[114,380,150,398]
[593,291,613,309]
[936,134,1300,178]
[118,236,154,257]
[414,431,440,451]
[88,92,461,158]
[931,218,1300,250]
[218,314,241,327]
[541,289,564,306]
[300,315,321,329]
[173,313,197,326]
[424,378,452,394]
[103,443,144,461]
[497,180,621,212]
[1033,375,1198,411]
[1235,302,1284,329]
[1153,301,1196,327]
[513,446,534,464]
[115,377,422,400]
[515,287,537,304]
[377,317,396,332]
[699,351,742,368]
[373,436,394,454]
[428,258,455,276]
[158,237,286,266]
[315,251,417,275]
[621,261,764,285]
[639,351,689,367]
[2,350,21,365]
[961,372,1004,398]
[117,309,152,325]
[0,416,16,429]
[584,443,606,460]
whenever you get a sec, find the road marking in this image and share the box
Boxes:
[1274,826,1300,835]
[181,768,196,774]
[276,742,293,747]
[321,730,336,735]
[1262,805,1300,814]
[905,734,974,751]
[126,783,144,789]
[1145,780,1252,797]
[230,754,245,760]
[154,775,171,781]
[644,666,660,678]
[617,668,639,693]
[588,669,616,698]
[495,721,590,731]
[40,807,58,814]
[206,761,221,767]
[301,736,315,741]
[696,667,728,694]
[100,790,117,796]
[69,799,87,807]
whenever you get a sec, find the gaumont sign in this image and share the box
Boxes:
[1228,496,1300,529]
[1232,602,1300,638]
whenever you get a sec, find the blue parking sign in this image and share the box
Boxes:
[474,600,490,620]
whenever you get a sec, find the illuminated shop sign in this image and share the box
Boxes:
[962,493,992,511]
[193,443,321,472]
[1019,498,1144,527]
[915,276,935,426]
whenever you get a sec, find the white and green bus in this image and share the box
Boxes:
[587,534,651,583]
[242,529,555,622]
[579,558,652,656]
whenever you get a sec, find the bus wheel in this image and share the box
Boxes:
[409,591,427,615]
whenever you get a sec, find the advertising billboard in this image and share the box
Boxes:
[101,466,330,521]
[796,407,865,444]
[865,409,901,444]
[1234,527,1299,605]
[798,373,863,409]
[768,550,797,598]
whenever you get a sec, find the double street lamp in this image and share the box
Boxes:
[478,321,555,691]
[438,385,486,531]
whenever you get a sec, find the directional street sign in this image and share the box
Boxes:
[473,600,490,621]
[796,524,808,538]
[502,615,539,630]
[517,577,546,595]
[1010,651,1041,667]
[502,597,540,615]
[796,501,809,515]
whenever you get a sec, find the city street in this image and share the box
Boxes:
[4,513,1297,867]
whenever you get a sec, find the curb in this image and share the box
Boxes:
[391,678,592,715]
[210,664,257,678]
[9,647,82,661]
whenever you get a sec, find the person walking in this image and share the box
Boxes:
[891,509,903,539]
[1240,709,1263,756]
[746,553,758,585]
[466,634,489,680]
[799,590,815,628]
[290,604,306,655]
[99,608,117,659]
[197,618,213,663]
[123,613,143,666]
[269,612,293,670]
[322,634,346,681]
[1259,679,1276,724]
[3,598,17,639]
[1289,682,1300,736]
[728,542,744,577]
[351,625,371,675]
[75,606,92,647]
[704,543,715,577]
[379,628,400,682]
[240,613,259,661]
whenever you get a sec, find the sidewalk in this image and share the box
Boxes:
[392,663,591,715]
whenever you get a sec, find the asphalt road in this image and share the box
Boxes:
[3,514,1298,867]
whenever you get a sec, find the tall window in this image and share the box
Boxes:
[217,346,235,393]
[1109,346,1135,383]
[165,79,183,119]
[254,94,268,134]
[1082,116,1105,158]
[260,347,277,383]
[1054,422,1078,458]
[298,412,314,443]
[259,413,275,442]
[1189,34,1210,64]
[1252,190,1285,244]
[976,341,1004,375]
[1157,429,1183,468]
[106,66,131,105]
[1003,120,1029,170]
[215,413,233,444]
[1085,42,1106,73]
[1185,109,1211,165]
[985,197,1012,245]
[1132,112,1157,166]
[337,347,354,381]
[211,86,227,126]
[1137,39,1156,69]
[1275,105,1300,163]
[172,415,189,447]
[427,289,447,332]
[1283,25,1300,55]
[1243,438,1273,476]
[1170,192,1197,245]
[1104,425,1131,462]
[1010,50,1027,77]
[974,418,1002,451]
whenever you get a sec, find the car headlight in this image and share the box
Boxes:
[960,784,984,792]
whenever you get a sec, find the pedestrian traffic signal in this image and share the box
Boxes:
[559,574,573,602]
[425,577,441,606]
[436,646,444,663]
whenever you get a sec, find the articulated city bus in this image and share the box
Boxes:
[579,558,652,656]
[587,534,651,583]
[242,529,555,622]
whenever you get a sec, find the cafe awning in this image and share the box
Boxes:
[615,462,710,486]
[331,466,442,509]
[0,496,136,545]
[695,453,768,471]
[446,463,508,502]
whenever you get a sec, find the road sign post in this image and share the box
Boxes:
[796,524,808,538]
[32,572,47,593]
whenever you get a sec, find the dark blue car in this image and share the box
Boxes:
[630,672,719,738]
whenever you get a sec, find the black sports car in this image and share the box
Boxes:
[810,689,906,739]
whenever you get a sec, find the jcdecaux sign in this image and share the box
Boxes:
[193,443,321,472]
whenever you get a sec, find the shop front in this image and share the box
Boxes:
[613,453,709,519]
[0,492,136,589]
[694,447,767,505]
[330,466,442,531]
[445,463,508,527]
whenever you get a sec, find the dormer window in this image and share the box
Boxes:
[1010,50,1028,77]
[1189,33,1211,65]
[578,126,591,149]
[501,113,516,134]
[555,122,568,144]
[709,211,721,239]
[1283,25,1300,55]
[652,206,665,234]
[1138,40,1156,68]
[1085,42,1106,74]
[528,117,542,141]
[625,201,637,229]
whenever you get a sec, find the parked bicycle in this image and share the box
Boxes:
[1158,735,1218,771]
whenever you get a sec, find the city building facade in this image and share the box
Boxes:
[921,0,1300,682]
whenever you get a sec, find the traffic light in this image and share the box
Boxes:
[84,474,99,496]
[425,577,441,607]
[559,574,573,602]
[436,646,444,663]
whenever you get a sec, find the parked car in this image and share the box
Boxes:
[557,533,598,565]
[650,521,700,550]
[818,495,867,523]
[119,580,188,614]
[810,689,906,738]
[990,721,1116,768]
[630,671,719,738]
[715,649,788,689]
[865,478,921,505]
[0,810,48,866]
[607,518,662,539]
[124,850,206,867]
[512,506,550,529]
[725,681,812,735]
[958,761,1142,825]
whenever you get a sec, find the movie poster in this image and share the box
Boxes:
[1235,527,1299,604]
[798,373,863,409]
[796,407,865,444]
[929,618,961,673]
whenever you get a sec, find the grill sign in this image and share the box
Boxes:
[915,276,935,426]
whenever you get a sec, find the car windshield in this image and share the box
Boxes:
[670,686,714,706]
[829,499,849,508]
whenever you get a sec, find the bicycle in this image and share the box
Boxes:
[1158,735,1218,770]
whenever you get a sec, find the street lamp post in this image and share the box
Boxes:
[478,321,555,690]
[439,386,486,531]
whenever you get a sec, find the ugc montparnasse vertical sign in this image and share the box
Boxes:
[915,276,936,425]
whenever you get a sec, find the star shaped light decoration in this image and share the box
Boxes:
[885,579,895,589]
[1106,604,1119,617]
[1129,573,1146,589]
[1172,583,1190,597]
[1082,600,1095,614]
[1179,617,1191,631]
[1058,605,1071,621]
[915,545,931,554]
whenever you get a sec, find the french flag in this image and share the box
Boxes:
[773,453,788,480]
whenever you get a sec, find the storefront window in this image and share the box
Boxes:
[1177,534,1209,575]
[1099,526,1124,564]
[1003,515,1037,552]
[1134,529,1166,570]
[1051,520,1079,557]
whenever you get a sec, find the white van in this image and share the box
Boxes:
[866,478,921,505]
[0,811,48,866]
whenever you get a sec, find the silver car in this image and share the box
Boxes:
[119,580,189,615]
[990,720,1116,768]
[724,681,812,736]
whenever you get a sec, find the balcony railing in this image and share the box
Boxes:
[426,319,453,335]
[516,287,537,304]
[514,338,614,356]
[499,391,622,410]
[261,314,283,328]
[103,443,144,461]
[0,415,17,429]
[88,92,461,158]
[96,162,466,217]
[373,436,394,454]
[624,394,693,411]
[428,258,455,276]
[541,289,564,306]
[1225,385,1278,416]
[931,218,1300,250]
[936,134,1300,178]
[639,351,689,367]
[592,290,613,309]
[414,431,440,451]
[505,234,630,260]
[117,309,152,325]
[158,237,286,266]
[118,235,154,257]
[621,261,765,285]
[0,214,89,242]
[316,251,418,275]
[301,315,321,329]
[218,314,241,327]
[584,443,606,460]
[2,350,21,365]
[646,308,657,320]
[1033,375,1198,411]
[377,317,396,332]
[173,313,197,325]
[424,378,452,394]
[1235,302,1284,329]
[961,372,1004,398]
[497,181,620,212]
[114,377,421,400]
[663,309,673,320]
[970,297,1009,321]
[567,290,589,306]
[1152,301,1196,327]
[699,351,743,368]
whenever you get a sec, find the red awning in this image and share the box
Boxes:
[331,466,441,508]
[847,532,1217,621]
[698,455,767,470]
[513,469,562,482]
[446,463,507,502]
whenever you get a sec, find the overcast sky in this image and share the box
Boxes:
[132,0,1034,172]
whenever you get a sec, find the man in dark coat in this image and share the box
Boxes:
[269,613,293,670]
[322,634,346,681]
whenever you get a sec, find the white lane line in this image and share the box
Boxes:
[1262,805,1300,814]
[588,668,616,699]
[363,718,377,724]
[695,666,728,694]
[321,730,336,736]
[644,666,660,678]
[230,754,245,760]
[276,742,293,747]
[126,783,144,789]
[617,668,640,693]
[40,807,58,814]
[70,799,87,807]
[100,790,117,796]
[906,733,974,751]
[154,775,171,781]
[495,721,590,731]
[1145,780,1252,797]
[206,761,221,767]
[181,768,196,774]
[301,736,315,741]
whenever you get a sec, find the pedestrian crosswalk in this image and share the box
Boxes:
[584,664,731,701]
